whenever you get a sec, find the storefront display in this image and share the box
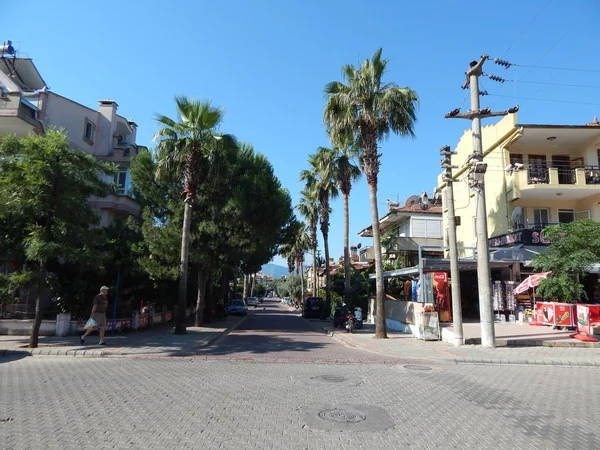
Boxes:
[576,304,600,336]
[432,272,451,322]
[534,302,576,328]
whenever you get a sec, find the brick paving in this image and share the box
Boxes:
[2,299,600,449]
[2,355,599,449]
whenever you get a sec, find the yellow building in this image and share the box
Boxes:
[440,112,600,307]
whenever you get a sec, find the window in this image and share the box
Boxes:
[114,169,129,195]
[558,209,574,223]
[575,210,591,221]
[533,208,549,227]
[83,119,95,144]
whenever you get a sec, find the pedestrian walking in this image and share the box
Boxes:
[80,286,109,345]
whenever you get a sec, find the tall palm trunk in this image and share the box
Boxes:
[195,270,206,327]
[29,261,47,348]
[175,202,192,334]
[343,191,351,302]
[311,224,318,296]
[368,180,387,339]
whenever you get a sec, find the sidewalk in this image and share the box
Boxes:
[0,315,244,358]
[307,319,600,367]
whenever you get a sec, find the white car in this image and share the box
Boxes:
[245,297,259,307]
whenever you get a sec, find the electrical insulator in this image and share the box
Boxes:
[479,90,488,96]
[487,74,506,83]
[493,58,512,68]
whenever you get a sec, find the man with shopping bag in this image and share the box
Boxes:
[80,286,109,345]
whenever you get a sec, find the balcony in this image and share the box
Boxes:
[510,166,600,201]
[0,93,43,136]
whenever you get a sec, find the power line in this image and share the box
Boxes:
[509,64,600,74]
[503,0,551,55]
[488,93,600,107]
[486,76,600,90]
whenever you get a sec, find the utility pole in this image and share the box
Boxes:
[441,146,463,346]
[445,55,519,348]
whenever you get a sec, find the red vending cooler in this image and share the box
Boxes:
[534,302,576,327]
[576,304,600,336]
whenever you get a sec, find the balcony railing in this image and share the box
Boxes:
[526,165,600,186]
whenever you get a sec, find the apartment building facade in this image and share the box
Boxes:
[0,55,142,227]
[440,112,600,302]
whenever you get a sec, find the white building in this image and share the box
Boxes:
[0,54,142,226]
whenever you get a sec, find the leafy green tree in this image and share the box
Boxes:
[300,147,338,305]
[324,48,419,339]
[153,97,236,334]
[0,130,113,347]
[531,220,600,301]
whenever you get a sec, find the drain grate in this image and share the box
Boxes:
[0,418,14,423]
[311,375,347,383]
[403,364,432,371]
[318,408,367,423]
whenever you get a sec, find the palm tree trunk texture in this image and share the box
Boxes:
[195,270,205,327]
[343,192,351,303]
[28,261,47,348]
[323,231,331,305]
[175,202,192,335]
[368,182,388,339]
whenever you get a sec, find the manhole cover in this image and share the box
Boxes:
[311,375,347,382]
[318,408,367,423]
[403,364,432,371]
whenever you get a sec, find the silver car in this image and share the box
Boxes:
[245,297,259,307]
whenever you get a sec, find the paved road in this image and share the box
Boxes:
[2,299,600,450]
[190,299,412,364]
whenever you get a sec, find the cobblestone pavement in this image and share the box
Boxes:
[2,356,600,449]
[2,300,600,449]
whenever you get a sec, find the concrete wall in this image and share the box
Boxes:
[0,319,56,336]
[41,93,101,154]
[368,297,431,335]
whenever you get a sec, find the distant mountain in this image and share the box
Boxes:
[260,263,289,278]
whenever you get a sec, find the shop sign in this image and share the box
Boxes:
[489,229,552,247]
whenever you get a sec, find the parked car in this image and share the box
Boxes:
[282,297,292,305]
[227,299,248,316]
[245,297,259,307]
[302,296,324,319]
[257,296,264,304]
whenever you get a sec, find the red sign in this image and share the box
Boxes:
[577,304,600,335]
[432,272,451,322]
[535,302,575,327]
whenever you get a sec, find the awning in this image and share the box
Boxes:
[372,257,519,279]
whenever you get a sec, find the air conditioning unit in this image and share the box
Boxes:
[511,207,525,230]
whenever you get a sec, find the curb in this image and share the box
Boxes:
[305,320,600,368]
[0,316,246,360]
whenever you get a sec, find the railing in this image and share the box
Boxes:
[585,166,600,185]
[527,166,549,184]
[556,167,576,184]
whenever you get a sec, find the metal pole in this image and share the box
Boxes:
[111,270,120,334]
[468,64,496,348]
[445,173,464,345]
[418,245,424,302]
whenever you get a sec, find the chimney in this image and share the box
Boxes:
[128,119,138,147]
[96,100,118,156]
[586,116,600,126]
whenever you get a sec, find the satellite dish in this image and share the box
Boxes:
[405,195,420,208]
[420,202,430,210]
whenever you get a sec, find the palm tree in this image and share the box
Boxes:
[296,189,319,296]
[331,139,361,302]
[300,147,338,305]
[324,48,418,339]
[153,96,235,334]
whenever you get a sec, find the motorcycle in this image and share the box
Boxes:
[333,306,364,330]
[345,313,355,333]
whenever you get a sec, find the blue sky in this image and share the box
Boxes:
[6,1,600,268]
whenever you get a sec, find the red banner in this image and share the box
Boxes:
[433,272,451,322]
